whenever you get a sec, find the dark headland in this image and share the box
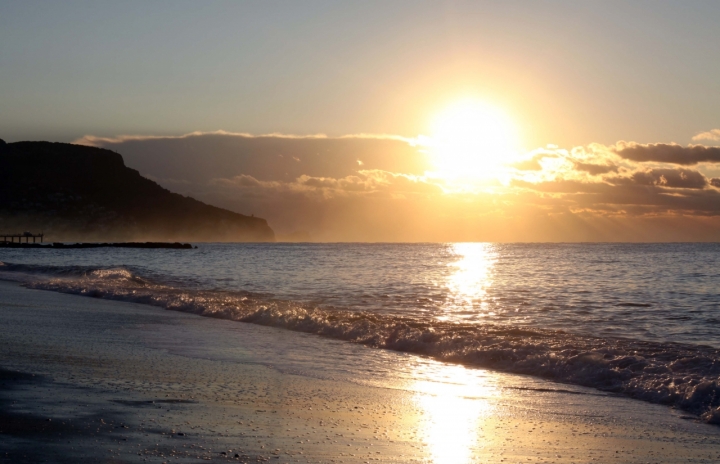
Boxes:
[0,140,275,242]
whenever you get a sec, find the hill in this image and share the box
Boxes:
[0,140,275,242]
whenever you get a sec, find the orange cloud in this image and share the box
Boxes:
[692,129,720,142]
[78,131,720,241]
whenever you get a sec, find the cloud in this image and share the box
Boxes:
[76,131,720,241]
[81,131,430,187]
[509,145,622,183]
[212,170,444,200]
[72,130,416,148]
[628,168,707,189]
[572,161,618,175]
[512,177,720,216]
[613,142,720,165]
[692,129,720,142]
[511,153,551,171]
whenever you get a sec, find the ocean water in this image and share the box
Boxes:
[1,242,720,422]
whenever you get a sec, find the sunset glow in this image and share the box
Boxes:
[427,100,519,181]
[4,3,720,463]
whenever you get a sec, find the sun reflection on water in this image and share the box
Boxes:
[411,361,498,464]
[442,242,497,320]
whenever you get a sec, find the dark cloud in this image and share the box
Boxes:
[83,132,429,185]
[212,170,444,198]
[513,174,720,216]
[711,178,720,188]
[614,143,720,165]
[629,168,707,189]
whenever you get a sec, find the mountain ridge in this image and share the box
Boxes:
[0,140,275,242]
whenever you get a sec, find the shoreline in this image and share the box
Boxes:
[1,280,720,463]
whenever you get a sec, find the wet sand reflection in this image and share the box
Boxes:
[411,361,498,463]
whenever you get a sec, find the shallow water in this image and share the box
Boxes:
[1,242,720,422]
[2,243,719,343]
[4,280,719,463]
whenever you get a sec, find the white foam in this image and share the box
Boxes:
[4,262,717,424]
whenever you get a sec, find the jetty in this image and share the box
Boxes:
[0,241,193,249]
[1,232,44,244]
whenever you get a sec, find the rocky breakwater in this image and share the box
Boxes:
[0,242,194,249]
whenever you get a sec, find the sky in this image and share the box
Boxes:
[3,1,720,241]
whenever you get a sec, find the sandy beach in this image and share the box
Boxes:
[5,2,720,462]
[1,280,719,463]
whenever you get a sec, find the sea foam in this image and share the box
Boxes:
[1,261,720,424]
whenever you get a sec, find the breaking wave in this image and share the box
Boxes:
[2,260,720,424]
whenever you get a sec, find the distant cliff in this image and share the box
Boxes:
[0,140,275,242]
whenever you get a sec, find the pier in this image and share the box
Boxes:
[1,232,44,244]
[0,241,193,249]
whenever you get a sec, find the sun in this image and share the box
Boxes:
[426,99,519,181]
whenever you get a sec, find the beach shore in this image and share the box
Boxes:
[1,280,719,463]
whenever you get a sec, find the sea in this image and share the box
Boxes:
[1,242,719,423]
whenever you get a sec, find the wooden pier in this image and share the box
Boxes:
[1,232,44,244]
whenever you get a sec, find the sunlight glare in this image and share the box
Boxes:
[411,362,498,464]
[427,99,519,181]
[442,242,497,319]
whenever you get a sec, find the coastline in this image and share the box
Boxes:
[1,280,720,463]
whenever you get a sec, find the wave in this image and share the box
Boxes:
[0,261,147,283]
[2,261,720,424]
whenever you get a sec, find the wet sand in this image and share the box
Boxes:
[1,280,719,463]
